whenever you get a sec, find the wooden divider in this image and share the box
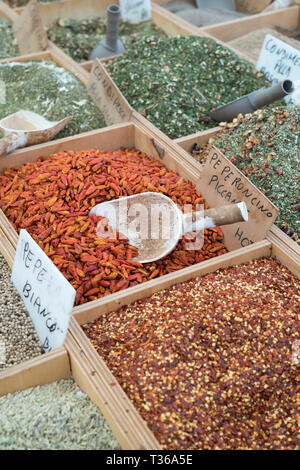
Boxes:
[0,346,71,397]
[0,0,17,21]
[202,4,300,42]
[67,236,299,449]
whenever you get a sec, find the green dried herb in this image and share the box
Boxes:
[0,16,19,60]
[46,17,167,62]
[196,106,300,242]
[3,0,55,6]
[0,60,106,139]
[106,35,274,139]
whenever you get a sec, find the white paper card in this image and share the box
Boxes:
[11,229,76,352]
[256,34,300,104]
[119,0,152,23]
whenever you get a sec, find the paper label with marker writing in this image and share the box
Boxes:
[13,0,48,55]
[197,147,278,251]
[257,34,300,104]
[119,0,152,23]
[11,229,76,352]
[87,59,132,126]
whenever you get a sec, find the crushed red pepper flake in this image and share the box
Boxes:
[83,258,300,450]
[0,148,226,305]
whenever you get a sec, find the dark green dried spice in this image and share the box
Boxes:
[3,0,55,6]
[0,16,19,59]
[106,35,274,139]
[46,17,167,63]
[0,60,106,139]
[197,106,300,242]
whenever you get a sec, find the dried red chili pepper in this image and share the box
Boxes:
[0,148,227,305]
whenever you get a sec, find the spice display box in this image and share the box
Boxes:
[65,236,299,449]
[201,3,300,62]
[0,119,258,314]
[174,126,300,256]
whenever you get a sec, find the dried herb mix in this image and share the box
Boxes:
[106,35,272,139]
[193,106,300,242]
[0,379,119,450]
[0,60,106,139]
[0,16,19,60]
[83,257,300,450]
[0,148,226,305]
[47,17,167,63]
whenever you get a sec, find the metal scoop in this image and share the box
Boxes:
[0,110,72,157]
[90,192,248,263]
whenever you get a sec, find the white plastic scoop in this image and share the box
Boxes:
[0,110,72,157]
[90,192,248,263]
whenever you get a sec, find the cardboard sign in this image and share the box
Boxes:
[197,147,278,251]
[11,230,76,352]
[87,59,132,126]
[119,0,152,23]
[257,34,300,104]
[13,0,48,55]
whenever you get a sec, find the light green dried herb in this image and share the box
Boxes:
[0,60,106,139]
[193,106,300,242]
[106,35,274,139]
[46,17,167,62]
[0,379,119,450]
[0,16,19,59]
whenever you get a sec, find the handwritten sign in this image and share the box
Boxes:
[13,0,48,55]
[119,0,152,23]
[197,147,278,251]
[257,34,300,104]
[11,230,76,352]
[87,59,132,126]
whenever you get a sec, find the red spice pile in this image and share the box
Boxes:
[83,258,300,450]
[0,148,226,305]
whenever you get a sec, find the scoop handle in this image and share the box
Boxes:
[0,132,27,157]
[182,202,248,233]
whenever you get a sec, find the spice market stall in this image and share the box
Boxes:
[0,0,299,452]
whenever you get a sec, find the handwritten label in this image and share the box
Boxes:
[197,147,278,251]
[11,230,76,352]
[13,0,48,55]
[257,34,300,104]
[119,0,152,23]
[87,59,132,126]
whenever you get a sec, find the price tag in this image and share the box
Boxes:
[197,147,278,251]
[11,229,76,352]
[87,59,132,126]
[119,0,152,23]
[13,0,48,55]
[257,34,300,104]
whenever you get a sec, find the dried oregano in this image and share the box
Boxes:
[46,17,167,62]
[0,60,106,139]
[198,106,300,242]
[106,35,273,139]
[0,16,19,60]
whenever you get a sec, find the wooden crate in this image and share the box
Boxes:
[15,1,216,69]
[0,119,276,319]
[174,128,300,256]
[66,236,299,449]
[202,4,300,43]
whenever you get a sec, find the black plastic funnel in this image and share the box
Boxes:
[210,80,294,122]
[89,5,125,60]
